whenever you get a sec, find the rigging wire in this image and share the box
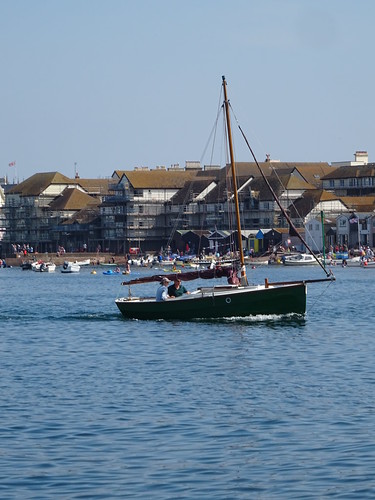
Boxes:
[306,279,335,314]
[229,103,333,279]
[267,162,323,254]
[165,86,225,255]
[229,103,324,258]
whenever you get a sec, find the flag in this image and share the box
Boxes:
[8,161,16,167]
[349,217,358,224]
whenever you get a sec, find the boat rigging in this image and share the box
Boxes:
[115,76,335,321]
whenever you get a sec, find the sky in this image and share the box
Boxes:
[1,0,375,182]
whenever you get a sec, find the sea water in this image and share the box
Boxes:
[0,263,375,498]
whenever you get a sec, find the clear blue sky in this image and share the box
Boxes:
[1,0,374,181]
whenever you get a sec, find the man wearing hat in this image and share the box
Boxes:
[156,277,172,302]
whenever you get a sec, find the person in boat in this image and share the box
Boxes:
[227,269,240,285]
[156,277,172,301]
[168,277,190,298]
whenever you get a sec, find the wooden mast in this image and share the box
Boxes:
[222,75,248,286]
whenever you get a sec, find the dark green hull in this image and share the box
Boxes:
[115,283,306,320]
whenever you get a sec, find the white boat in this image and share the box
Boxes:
[41,262,56,272]
[73,258,91,266]
[61,261,80,273]
[282,253,320,266]
[32,261,56,272]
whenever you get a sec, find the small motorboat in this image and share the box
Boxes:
[61,261,80,273]
[282,253,320,266]
[40,262,56,272]
[21,261,33,270]
[32,260,56,272]
[73,258,91,266]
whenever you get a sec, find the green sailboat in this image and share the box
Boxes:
[115,76,333,321]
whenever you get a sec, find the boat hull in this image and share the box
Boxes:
[283,254,320,266]
[115,283,306,320]
[61,261,80,273]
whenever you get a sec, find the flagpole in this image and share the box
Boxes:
[8,161,17,183]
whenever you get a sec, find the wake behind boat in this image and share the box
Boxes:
[115,76,334,321]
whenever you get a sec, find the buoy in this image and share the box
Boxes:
[91,270,97,274]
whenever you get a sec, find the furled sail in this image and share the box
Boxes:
[121,267,233,286]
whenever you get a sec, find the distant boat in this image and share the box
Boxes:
[115,76,334,320]
[61,261,80,273]
[21,261,33,270]
[32,261,56,272]
[74,258,91,266]
[282,253,320,266]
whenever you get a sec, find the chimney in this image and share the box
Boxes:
[354,151,368,164]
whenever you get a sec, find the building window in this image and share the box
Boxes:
[329,180,334,188]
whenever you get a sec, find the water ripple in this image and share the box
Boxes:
[1,267,375,498]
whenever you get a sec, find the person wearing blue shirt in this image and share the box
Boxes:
[156,277,171,301]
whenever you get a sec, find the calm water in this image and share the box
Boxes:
[1,263,375,498]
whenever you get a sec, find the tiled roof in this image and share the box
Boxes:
[204,175,253,203]
[49,188,99,211]
[288,190,344,218]
[322,164,375,180]
[76,178,111,195]
[123,170,199,189]
[232,161,333,186]
[339,195,375,212]
[9,172,73,196]
[248,173,314,201]
[170,177,217,204]
[62,206,100,225]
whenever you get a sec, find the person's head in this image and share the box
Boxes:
[174,277,181,288]
[161,277,170,286]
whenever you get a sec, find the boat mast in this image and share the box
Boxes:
[222,75,248,286]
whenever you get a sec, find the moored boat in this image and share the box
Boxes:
[32,260,56,272]
[73,258,91,266]
[61,261,80,273]
[282,253,320,266]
